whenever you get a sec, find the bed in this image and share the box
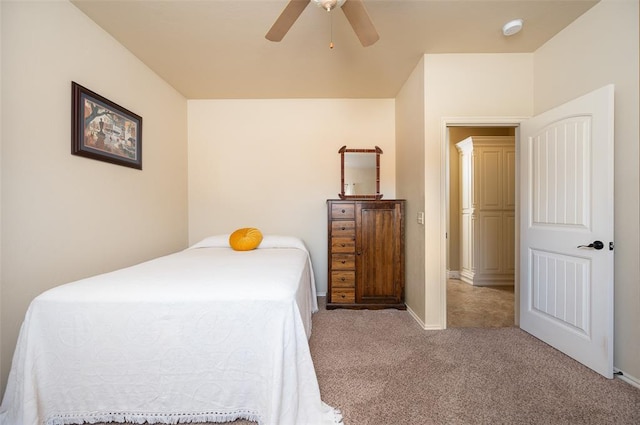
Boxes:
[0,235,341,425]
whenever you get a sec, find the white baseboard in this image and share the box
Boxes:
[614,368,640,389]
[447,270,460,279]
[316,291,326,297]
[406,304,445,330]
[406,304,427,329]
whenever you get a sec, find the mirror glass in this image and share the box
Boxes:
[339,146,383,199]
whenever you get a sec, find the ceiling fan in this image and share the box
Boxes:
[265,0,379,47]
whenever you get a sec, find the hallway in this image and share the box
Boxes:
[447,279,514,328]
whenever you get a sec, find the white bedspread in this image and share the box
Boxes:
[0,236,341,425]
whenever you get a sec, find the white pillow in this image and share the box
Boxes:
[189,235,230,249]
[189,234,308,252]
[258,235,308,252]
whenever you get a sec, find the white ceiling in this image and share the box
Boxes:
[71,0,599,99]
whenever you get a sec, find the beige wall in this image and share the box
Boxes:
[395,57,427,325]
[0,0,188,390]
[422,53,534,327]
[533,0,640,381]
[187,99,396,294]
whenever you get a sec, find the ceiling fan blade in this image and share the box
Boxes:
[265,0,311,42]
[341,0,379,47]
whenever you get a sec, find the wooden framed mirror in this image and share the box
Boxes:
[338,146,383,200]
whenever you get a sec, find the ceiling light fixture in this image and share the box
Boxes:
[312,0,346,12]
[502,19,523,36]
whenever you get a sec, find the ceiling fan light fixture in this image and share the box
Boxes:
[312,0,346,12]
[502,19,523,36]
[266,0,379,47]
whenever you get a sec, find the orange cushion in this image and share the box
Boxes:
[229,228,263,251]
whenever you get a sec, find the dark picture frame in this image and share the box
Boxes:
[71,81,142,170]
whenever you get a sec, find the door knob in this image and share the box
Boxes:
[577,240,604,250]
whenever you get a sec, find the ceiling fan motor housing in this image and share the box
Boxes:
[313,0,346,12]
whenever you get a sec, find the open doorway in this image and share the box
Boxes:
[446,125,517,328]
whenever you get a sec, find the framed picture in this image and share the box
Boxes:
[71,81,142,170]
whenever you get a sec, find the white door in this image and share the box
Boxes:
[520,85,614,378]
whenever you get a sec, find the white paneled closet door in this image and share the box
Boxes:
[456,136,515,286]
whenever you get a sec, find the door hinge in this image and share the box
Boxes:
[609,241,614,251]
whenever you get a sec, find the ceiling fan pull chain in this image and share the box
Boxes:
[329,12,334,49]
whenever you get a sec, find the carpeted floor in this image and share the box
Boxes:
[309,299,640,425]
[446,278,514,328]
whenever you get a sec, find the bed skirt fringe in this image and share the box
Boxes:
[45,410,263,425]
[45,405,343,425]
[324,402,344,424]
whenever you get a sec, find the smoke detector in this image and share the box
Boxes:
[502,19,523,36]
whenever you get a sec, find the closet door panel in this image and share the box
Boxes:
[504,148,517,209]
[504,212,516,275]
[478,212,502,273]
[478,149,502,210]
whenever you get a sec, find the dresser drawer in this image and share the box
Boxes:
[331,271,355,288]
[331,237,355,253]
[331,203,355,220]
[331,288,355,304]
[331,220,355,236]
[331,254,355,270]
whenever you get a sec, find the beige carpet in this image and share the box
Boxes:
[310,299,639,424]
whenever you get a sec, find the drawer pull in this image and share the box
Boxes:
[341,209,346,213]
[341,260,346,264]
[341,226,346,230]
[341,277,345,281]
[341,243,345,247]
[341,294,346,298]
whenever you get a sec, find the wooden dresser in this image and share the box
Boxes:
[326,199,405,310]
